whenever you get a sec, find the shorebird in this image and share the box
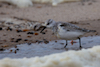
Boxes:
[41,19,96,48]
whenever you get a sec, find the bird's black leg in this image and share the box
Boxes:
[79,38,82,49]
[64,40,67,48]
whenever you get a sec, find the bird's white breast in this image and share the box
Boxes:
[57,30,85,40]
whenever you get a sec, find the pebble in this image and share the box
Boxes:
[27,36,32,38]
[16,48,19,51]
[0,27,2,30]
[24,39,28,41]
[11,41,14,42]
[3,40,7,42]
[41,32,45,34]
[34,33,39,35]
[10,50,13,52]
[3,34,6,36]
[43,39,49,44]
[2,45,8,47]
[0,43,3,44]
[38,41,43,43]
[55,41,57,43]
[60,43,64,45]
[15,38,22,42]
[0,5,2,7]
[35,40,39,42]
[23,29,29,32]
[27,32,34,34]
[6,22,13,25]
[6,27,12,31]
[0,48,5,51]
[27,43,31,45]
[14,50,17,54]
[45,30,48,32]
[16,30,22,33]
[44,41,49,44]
[15,46,17,48]
[10,38,14,41]
[35,40,43,43]
[18,35,21,37]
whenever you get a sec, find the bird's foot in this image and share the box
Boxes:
[64,44,67,48]
[79,46,82,50]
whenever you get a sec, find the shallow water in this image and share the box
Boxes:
[0,36,100,59]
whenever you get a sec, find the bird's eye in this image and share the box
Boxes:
[47,22,50,25]
[60,25,64,27]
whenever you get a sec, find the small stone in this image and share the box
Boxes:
[15,38,22,42]
[27,43,31,45]
[16,48,19,51]
[14,50,17,54]
[2,45,8,47]
[0,5,2,7]
[6,22,13,25]
[0,43,3,44]
[0,12,6,15]
[88,3,92,5]
[95,32,98,35]
[0,48,5,51]
[98,19,100,21]
[37,6,42,8]
[24,39,28,41]
[0,27,2,30]
[52,33,54,35]
[6,27,12,31]
[43,39,49,44]
[15,41,18,42]
[10,38,14,40]
[16,30,22,33]
[38,41,43,43]
[23,29,29,32]
[42,32,45,34]
[44,41,49,44]
[60,43,64,45]
[27,32,34,34]
[11,41,14,42]
[34,33,38,35]
[3,34,6,36]
[55,41,57,43]
[35,40,39,43]
[45,30,48,32]
[27,36,32,38]
[15,46,17,48]
[3,40,7,42]
[18,35,21,37]
[10,50,13,52]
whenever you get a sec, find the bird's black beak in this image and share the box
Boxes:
[40,26,47,33]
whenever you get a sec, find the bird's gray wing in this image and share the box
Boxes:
[58,22,96,32]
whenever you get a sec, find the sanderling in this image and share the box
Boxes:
[41,19,96,48]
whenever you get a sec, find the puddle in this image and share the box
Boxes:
[0,36,100,59]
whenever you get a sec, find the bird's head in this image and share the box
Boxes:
[42,19,56,28]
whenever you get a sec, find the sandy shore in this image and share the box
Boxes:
[0,0,100,50]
